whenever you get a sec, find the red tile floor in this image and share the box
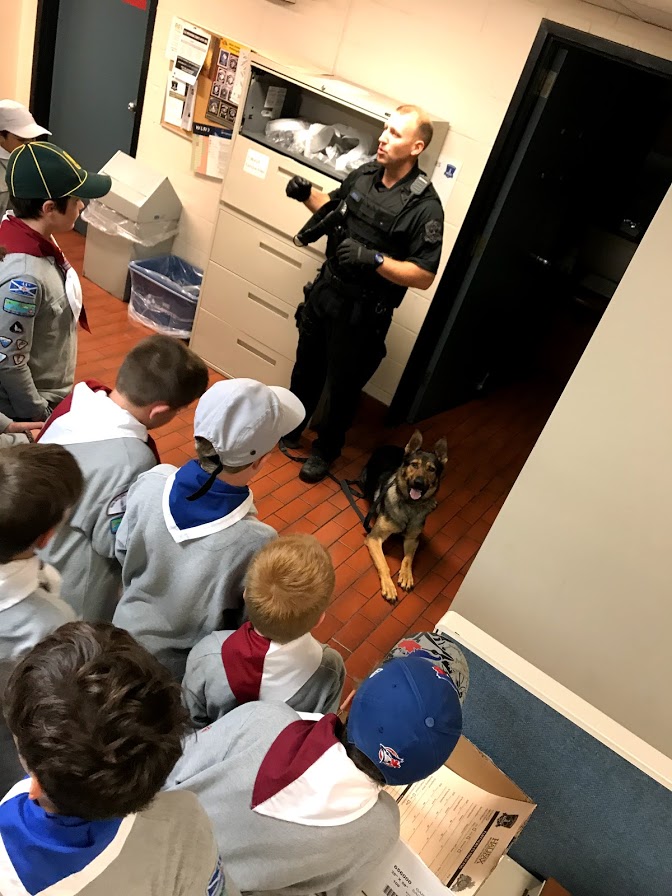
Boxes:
[62,230,558,698]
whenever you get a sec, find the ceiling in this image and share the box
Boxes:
[587,0,672,30]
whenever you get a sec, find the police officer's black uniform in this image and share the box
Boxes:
[286,161,444,471]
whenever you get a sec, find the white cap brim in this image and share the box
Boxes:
[10,122,51,139]
[269,386,306,438]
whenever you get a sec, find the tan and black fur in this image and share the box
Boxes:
[363,430,448,603]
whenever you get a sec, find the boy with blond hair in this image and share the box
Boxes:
[113,378,305,681]
[0,621,235,894]
[184,534,345,727]
[0,443,83,794]
[38,334,209,623]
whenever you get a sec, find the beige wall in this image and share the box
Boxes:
[0,0,38,104]
[451,182,672,760]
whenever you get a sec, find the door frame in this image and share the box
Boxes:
[30,0,158,156]
[388,19,672,424]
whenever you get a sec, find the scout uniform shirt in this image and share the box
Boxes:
[37,380,160,623]
[165,702,400,896]
[0,558,75,795]
[0,215,84,421]
[183,622,346,728]
[113,460,276,681]
[0,780,234,896]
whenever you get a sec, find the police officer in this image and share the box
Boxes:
[282,104,444,483]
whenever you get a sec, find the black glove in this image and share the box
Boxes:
[286,176,312,202]
[336,238,382,268]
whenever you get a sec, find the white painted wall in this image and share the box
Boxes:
[450,182,672,761]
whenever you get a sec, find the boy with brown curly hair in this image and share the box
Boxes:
[0,621,235,895]
[183,534,345,727]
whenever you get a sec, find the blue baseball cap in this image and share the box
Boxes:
[348,655,463,785]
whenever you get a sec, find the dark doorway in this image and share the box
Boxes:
[31,0,157,170]
[390,21,672,424]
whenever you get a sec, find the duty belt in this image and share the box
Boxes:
[321,261,391,308]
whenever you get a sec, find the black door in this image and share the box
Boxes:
[390,25,672,424]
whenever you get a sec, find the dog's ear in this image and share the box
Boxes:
[433,438,448,466]
[405,430,423,454]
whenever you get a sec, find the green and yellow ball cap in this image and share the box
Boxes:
[7,142,112,200]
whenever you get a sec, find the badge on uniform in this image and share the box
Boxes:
[0,337,11,348]
[107,492,128,517]
[13,354,26,365]
[207,857,225,896]
[4,298,36,318]
[9,321,24,334]
[424,220,443,244]
[109,516,123,535]
[8,279,38,298]
[15,339,27,350]
[0,353,6,365]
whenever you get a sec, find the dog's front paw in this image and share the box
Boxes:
[398,560,414,592]
[381,577,399,603]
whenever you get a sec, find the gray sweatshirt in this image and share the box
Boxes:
[183,626,345,727]
[113,465,276,681]
[165,702,400,896]
[0,783,236,896]
[0,558,76,794]
[38,382,158,622]
[0,251,78,420]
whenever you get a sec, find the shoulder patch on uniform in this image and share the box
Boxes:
[107,492,128,517]
[0,337,11,348]
[4,297,36,318]
[424,219,443,244]
[8,279,38,298]
[9,321,24,334]
[207,856,225,896]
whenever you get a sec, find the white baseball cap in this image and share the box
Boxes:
[194,379,305,467]
[0,101,50,140]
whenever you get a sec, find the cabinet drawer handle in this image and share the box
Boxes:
[237,339,276,366]
[259,241,302,268]
[278,166,323,193]
[248,292,290,319]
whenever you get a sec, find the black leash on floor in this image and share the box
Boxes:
[279,442,372,533]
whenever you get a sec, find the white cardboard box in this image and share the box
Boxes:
[361,738,536,896]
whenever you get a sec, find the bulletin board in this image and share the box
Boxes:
[161,17,252,179]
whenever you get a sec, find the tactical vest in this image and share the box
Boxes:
[325,163,432,307]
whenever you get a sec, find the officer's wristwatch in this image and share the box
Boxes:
[374,252,384,268]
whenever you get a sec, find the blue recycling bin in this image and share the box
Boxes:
[128,255,203,339]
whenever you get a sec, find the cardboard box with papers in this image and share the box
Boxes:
[361,738,536,896]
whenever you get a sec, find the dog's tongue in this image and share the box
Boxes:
[410,488,423,501]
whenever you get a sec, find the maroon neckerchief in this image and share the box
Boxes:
[37,378,160,463]
[0,215,90,332]
[251,713,340,809]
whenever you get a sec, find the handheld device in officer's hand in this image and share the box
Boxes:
[293,199,348,248]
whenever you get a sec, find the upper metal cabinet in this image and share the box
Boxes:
[238,57,448,182]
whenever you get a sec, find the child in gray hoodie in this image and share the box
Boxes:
[0,442,83,794]
[183,533,345,726]
[113,378,305,681]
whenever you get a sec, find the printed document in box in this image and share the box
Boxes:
[361,738,536,895]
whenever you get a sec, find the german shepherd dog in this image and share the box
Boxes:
[363,430,448,603]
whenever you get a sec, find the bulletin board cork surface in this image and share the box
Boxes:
[460,647,672,896]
